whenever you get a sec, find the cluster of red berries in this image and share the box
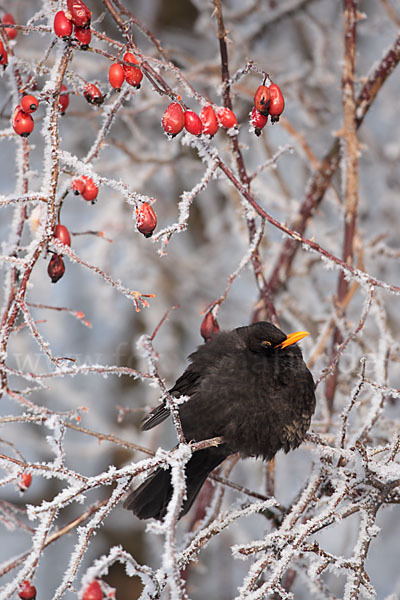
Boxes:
[41,1,284,285]
[2,12,17,41]
[54,0,92,49]
[108,52,143,90]
[251,79,285,135]
[160,81,284,139]
[46,176,102,284]
[12,94,39,137]
[83,50,144,109]
[71,175,99,203]
[161,102,237,139]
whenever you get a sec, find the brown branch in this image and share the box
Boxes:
[213,0,278,323]
[215,155,400,295]
[268,32,400,297]
[0,43,73,394]
[325,0,360,411]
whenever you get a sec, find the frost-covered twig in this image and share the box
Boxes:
[268,31,400,297]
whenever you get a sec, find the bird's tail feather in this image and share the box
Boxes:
[124,447,229,520]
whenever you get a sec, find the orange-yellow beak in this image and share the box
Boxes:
[277,331,309,349]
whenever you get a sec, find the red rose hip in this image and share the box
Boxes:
[19,472,32,491]
[136,202,157,238]
[48,254,65,283]
[21,95,39,114]
[54,224,71,246]
[250,107,268,136]
[82,580,103,600]
[2,13,17,40]
[81,176,98,203]
[74,25,91,49]
[217,107,237,128]
[184,110,202,136]
[59,84,69,114]
[83,83,104,106]
[123,52,139,67]
[200,311,220,342]
[71,178,85,195]
[254,85,271,116]
[54,11,73,38]
[200,105,218,137]
[18,580,36,600]
[269,82,285,122]
[67,0,91,29]
[0,49,8,67]
[12,107,34,137]
[162,102,184,137]
[108,63,125,90]
[123,52,143,88]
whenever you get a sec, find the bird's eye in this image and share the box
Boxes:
[261,340,271,348]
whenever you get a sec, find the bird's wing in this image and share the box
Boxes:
[141,332,242,432]
[169,363,201,396]
[141,363,202,431]
[141,403,170,430]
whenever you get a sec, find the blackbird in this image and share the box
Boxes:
[124,321,316,520]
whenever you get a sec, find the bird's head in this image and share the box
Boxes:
[238,321,309,353]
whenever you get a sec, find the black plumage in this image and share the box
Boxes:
[124,321,316,520]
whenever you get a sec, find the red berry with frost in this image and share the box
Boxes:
[19,472,32,491]
[84,83,104,106]
[21,95,39,114]
[250,107,268,136]
[59,84,69,114]
[162,102,184,137]
[123,52,138,66]
[0,48,8,67]
[200,311,220,342]
[3,13,17,40]
[54,224,71,246]
[269,83,285,122]
[184,110,202,136]
[254,85,271,116]
[48,254,65,283]
[217,107,237,128]
[18,580,36,600]
[0,39,4,59]
[12,107,34,137]
[75,25,91,49]
[82,580,103,600]
[54,11,73,39]
[124,66,143,88]
[71,178,85,195]
[123,52,143,88]
[136,202,157,238]
[200,105,218,137]
[67,0,91,29]
[108,63,125,90]
[81,176,98,203]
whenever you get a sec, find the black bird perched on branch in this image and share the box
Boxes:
[124,321,316,520]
